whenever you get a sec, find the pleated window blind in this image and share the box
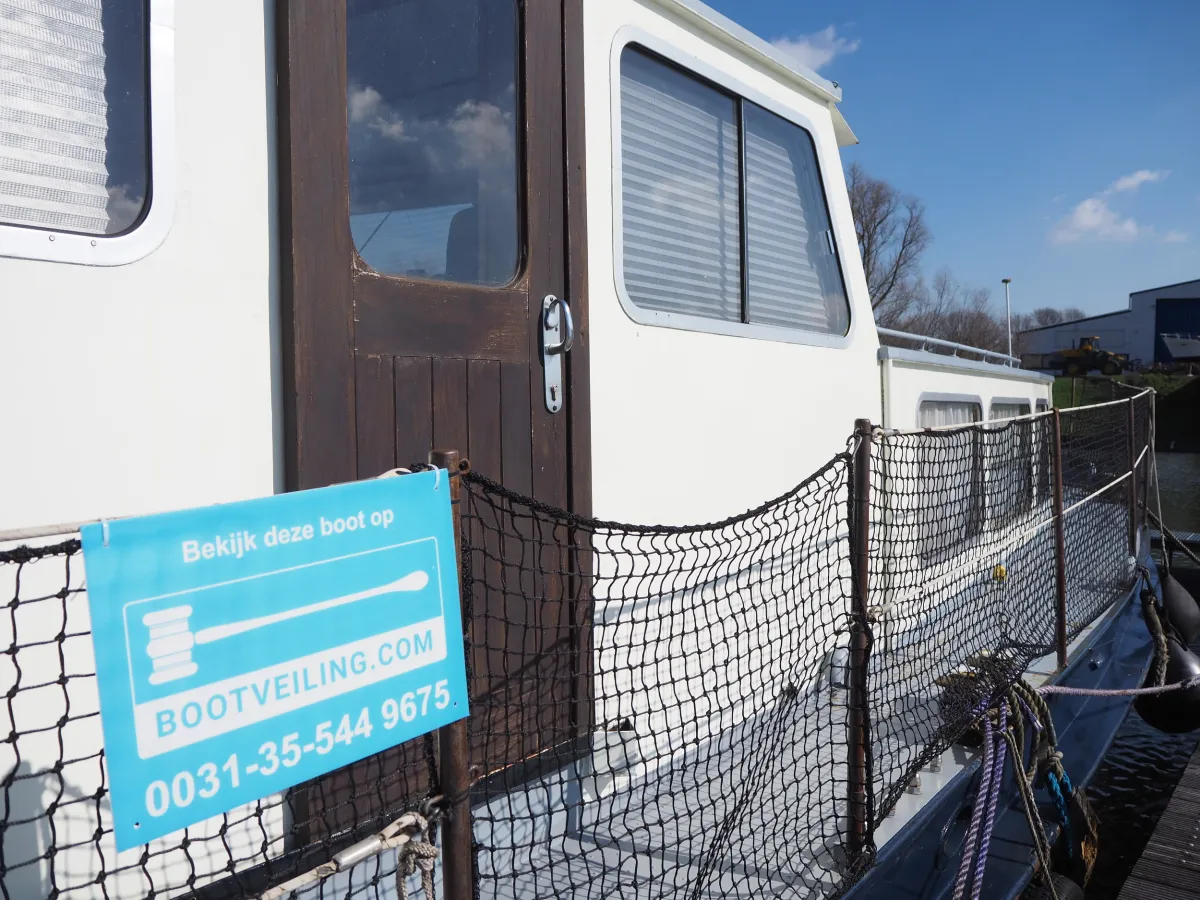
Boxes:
[918,401,982,427]
[618,46,850,336]
[0,0,148,236]
[744,105,848,334]
[620,48,740,322]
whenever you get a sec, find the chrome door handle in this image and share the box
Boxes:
[543,294,574,354]
[541,294,572,414]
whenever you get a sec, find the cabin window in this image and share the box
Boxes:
[743,105,848,332]
[0,0,149,236]
[990,402,1031,420]
[618,46,849,335]
[918,399,983,560]
[987,402,1034,525]
[918,400,981,427]
[346,0,521,286]
[619,48,741,321]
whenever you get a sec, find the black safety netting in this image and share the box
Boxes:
[460,455,858,900]
[0,394,1153,900]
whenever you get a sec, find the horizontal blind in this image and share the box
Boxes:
[919,401,981,427]
[0,0,112,234]
[744,104,848,334]
[989,403,1030,420]
[620,48,740,322]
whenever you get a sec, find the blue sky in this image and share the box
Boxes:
[706,0,1200,317]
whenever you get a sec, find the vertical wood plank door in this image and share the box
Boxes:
[278,0,589,836]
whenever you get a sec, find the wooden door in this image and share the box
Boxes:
[276,0,590,836]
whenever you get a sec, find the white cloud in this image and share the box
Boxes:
[1051,197,1140,244]
[1111,169,1169,192]
[771,26,860,73]
[1050,169,1174,244]
[348,85,382,124]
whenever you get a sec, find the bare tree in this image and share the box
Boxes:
[1032,307,1065,327]
[847,162,931,322]
[1062,307,1086,323]
[884,268,1008,358]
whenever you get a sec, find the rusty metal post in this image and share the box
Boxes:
[847,419,873,862]
[1050,412,1069,668]
[1127,398,1138,558]
[429,449,473,900]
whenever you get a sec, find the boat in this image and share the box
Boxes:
[1160,333,1200,362]
[0,1,1165,898]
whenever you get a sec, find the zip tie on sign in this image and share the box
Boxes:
[257,810,440,900]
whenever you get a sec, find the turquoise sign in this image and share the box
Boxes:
[81,471,468,849]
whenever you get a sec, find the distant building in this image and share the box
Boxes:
[1019,278,1200,367]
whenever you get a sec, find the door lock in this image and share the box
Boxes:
[541,294,574,414]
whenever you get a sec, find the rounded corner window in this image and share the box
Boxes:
[0,0,174,266]
[615,44,851,341]
[346,0,523,288]
[0,0,148,236]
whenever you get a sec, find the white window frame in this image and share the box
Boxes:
[609,27,855,349]
[989,397,1033,421]
[0,0,176,267]
[916,393,983,427]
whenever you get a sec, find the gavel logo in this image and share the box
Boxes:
[140,571,431,686]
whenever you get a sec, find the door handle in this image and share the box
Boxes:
[541,294,573,413]
[543,294,574,354]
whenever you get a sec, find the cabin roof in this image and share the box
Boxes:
[660,0,843,105]
[878,346,1056,384]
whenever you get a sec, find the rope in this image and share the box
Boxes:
[396,818,440,900]
[256,809,441,900]
[1039,674,1200,698]
[971,704,1007,900]
[952,714,994,900]
[1002,726,1060,900]
[1146,506,1200,569]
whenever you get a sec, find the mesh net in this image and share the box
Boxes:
[461,455,858,899]
[0,394,1153,900]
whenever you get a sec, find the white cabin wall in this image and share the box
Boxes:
[0,0,280,534]
[0,4,283,895]
[881,356,1053,429]
[583,0,881,527]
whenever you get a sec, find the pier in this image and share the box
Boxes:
[1117,739,1200,898]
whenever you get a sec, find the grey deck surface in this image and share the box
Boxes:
[1117,742,1200,899]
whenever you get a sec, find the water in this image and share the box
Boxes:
[1083,452,1200,898]
[1151,452,1200,533]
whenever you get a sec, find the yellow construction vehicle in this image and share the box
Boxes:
[1052,336,1128,376]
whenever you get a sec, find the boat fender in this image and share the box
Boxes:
[1162,573,1200,644]
[1135,633,1200,733]
[1023,873,1084,900]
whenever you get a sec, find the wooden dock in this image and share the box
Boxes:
[1117,741,1200,899]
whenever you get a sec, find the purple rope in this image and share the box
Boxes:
[971,704,1008,900]
[952,714,994,900]
[1040,673,1200,697]
[1014,693,1041,732]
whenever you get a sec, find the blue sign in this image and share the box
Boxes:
[81,471,469,849]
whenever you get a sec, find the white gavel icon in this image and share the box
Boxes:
[141,571,431,685]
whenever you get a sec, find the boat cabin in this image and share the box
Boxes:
[0,0,1056,896]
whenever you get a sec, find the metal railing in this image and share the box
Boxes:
[877,326,1020,367]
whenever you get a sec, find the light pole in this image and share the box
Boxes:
[1002,278,1013,365]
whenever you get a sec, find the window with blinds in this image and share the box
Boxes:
[0,0,149,236]
[988,401,1034,525]
[744,104,847,333]
[619,48,740,321]
[990,402,1031,421]
[917,398,983,560]
[918,400,981,427]
[618,46,849,336]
